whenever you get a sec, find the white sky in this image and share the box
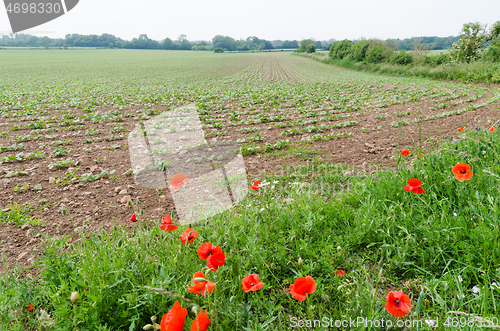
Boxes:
[0,0,499,41]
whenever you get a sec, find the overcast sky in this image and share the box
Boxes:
[1,0,499,41]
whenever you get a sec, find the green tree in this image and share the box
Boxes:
[306,44,316,53]
[297,39,315,52]
[40,36,51,48]
[330,39,352,59]
[163,38,177,50]
[450,22,488,63]
[366,45,386,63]
[350,40,369,61]
[389,50,414,65]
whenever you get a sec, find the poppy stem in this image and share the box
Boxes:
[143,286,199,309]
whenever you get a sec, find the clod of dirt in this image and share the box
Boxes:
[114,187,123,193]
[120,195,132,204]
[49,177,56,184]
[118,189,128,195]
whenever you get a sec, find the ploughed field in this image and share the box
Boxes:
[0,49,499,271]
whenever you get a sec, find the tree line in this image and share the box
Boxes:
[1,32,462,53]
[0,33,304,51]
[319,21,500,65]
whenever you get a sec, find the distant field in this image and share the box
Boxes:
[427,49,450,55]
[1,49,500,330]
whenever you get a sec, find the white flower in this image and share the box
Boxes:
[472,286,480,294]
[458,276,463,282]
[425,320,437,327]
[453,212,458,217]
[458,294,465,298]
[260,208,265,212]
[482,151,486,154]
[273,180,279,184]
[337,246,341,251]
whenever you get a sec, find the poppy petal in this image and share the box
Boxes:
[407,178,422,187]
[190,310,211,331]
[412,186,425,194]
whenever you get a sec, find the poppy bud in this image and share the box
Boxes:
[143,324,154,330]
[298,257,303,265]
[70,291,79,304]
[191,306,198,314]
[150,316,157,323]
[195,277,207,282]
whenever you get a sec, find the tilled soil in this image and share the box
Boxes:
[0,86,499,276]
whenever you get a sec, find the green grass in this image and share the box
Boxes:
[2,127,500,330]
[0,203,43,227]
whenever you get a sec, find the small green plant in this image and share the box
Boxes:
[48,159,77,171]
[13,184,29,192]
[94,157,107,164]
[5,169,28,178]
[52,146,70,157]
[79,169,116,182]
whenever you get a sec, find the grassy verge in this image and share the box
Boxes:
[2,126,500,330]
[302,53,500,84]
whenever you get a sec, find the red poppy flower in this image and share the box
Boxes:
[160,215,178,231]
[458,127,463,132]
[26,304,33,311]
[187,271,215,297]
[251,181,261,190]
[489,125,496,132]
[160,301,187,331]
[198,242,226,271]
[402,178,425,194]
[420,153,424,158]
[289,276,316,301]
[179,228,198,245]
[190,310,211,331]
[452,163,473,181]
[336,269,345,276]
[400,149,410,156]
[242,274,265,292]
[168,173,191,191]
[385,291,411,317]
[130,214,137,222]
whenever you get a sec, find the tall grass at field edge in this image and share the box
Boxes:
[1,127,500,330]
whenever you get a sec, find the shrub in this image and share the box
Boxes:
[389,50,414,65]
[483,42,500,62]
[297,39,315,53]
[330,39,352,59]
[422,53,451,66]
[305,44,316,53]
[214,47,225,53]
[366,45,386,63]
[350,40,369,61]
